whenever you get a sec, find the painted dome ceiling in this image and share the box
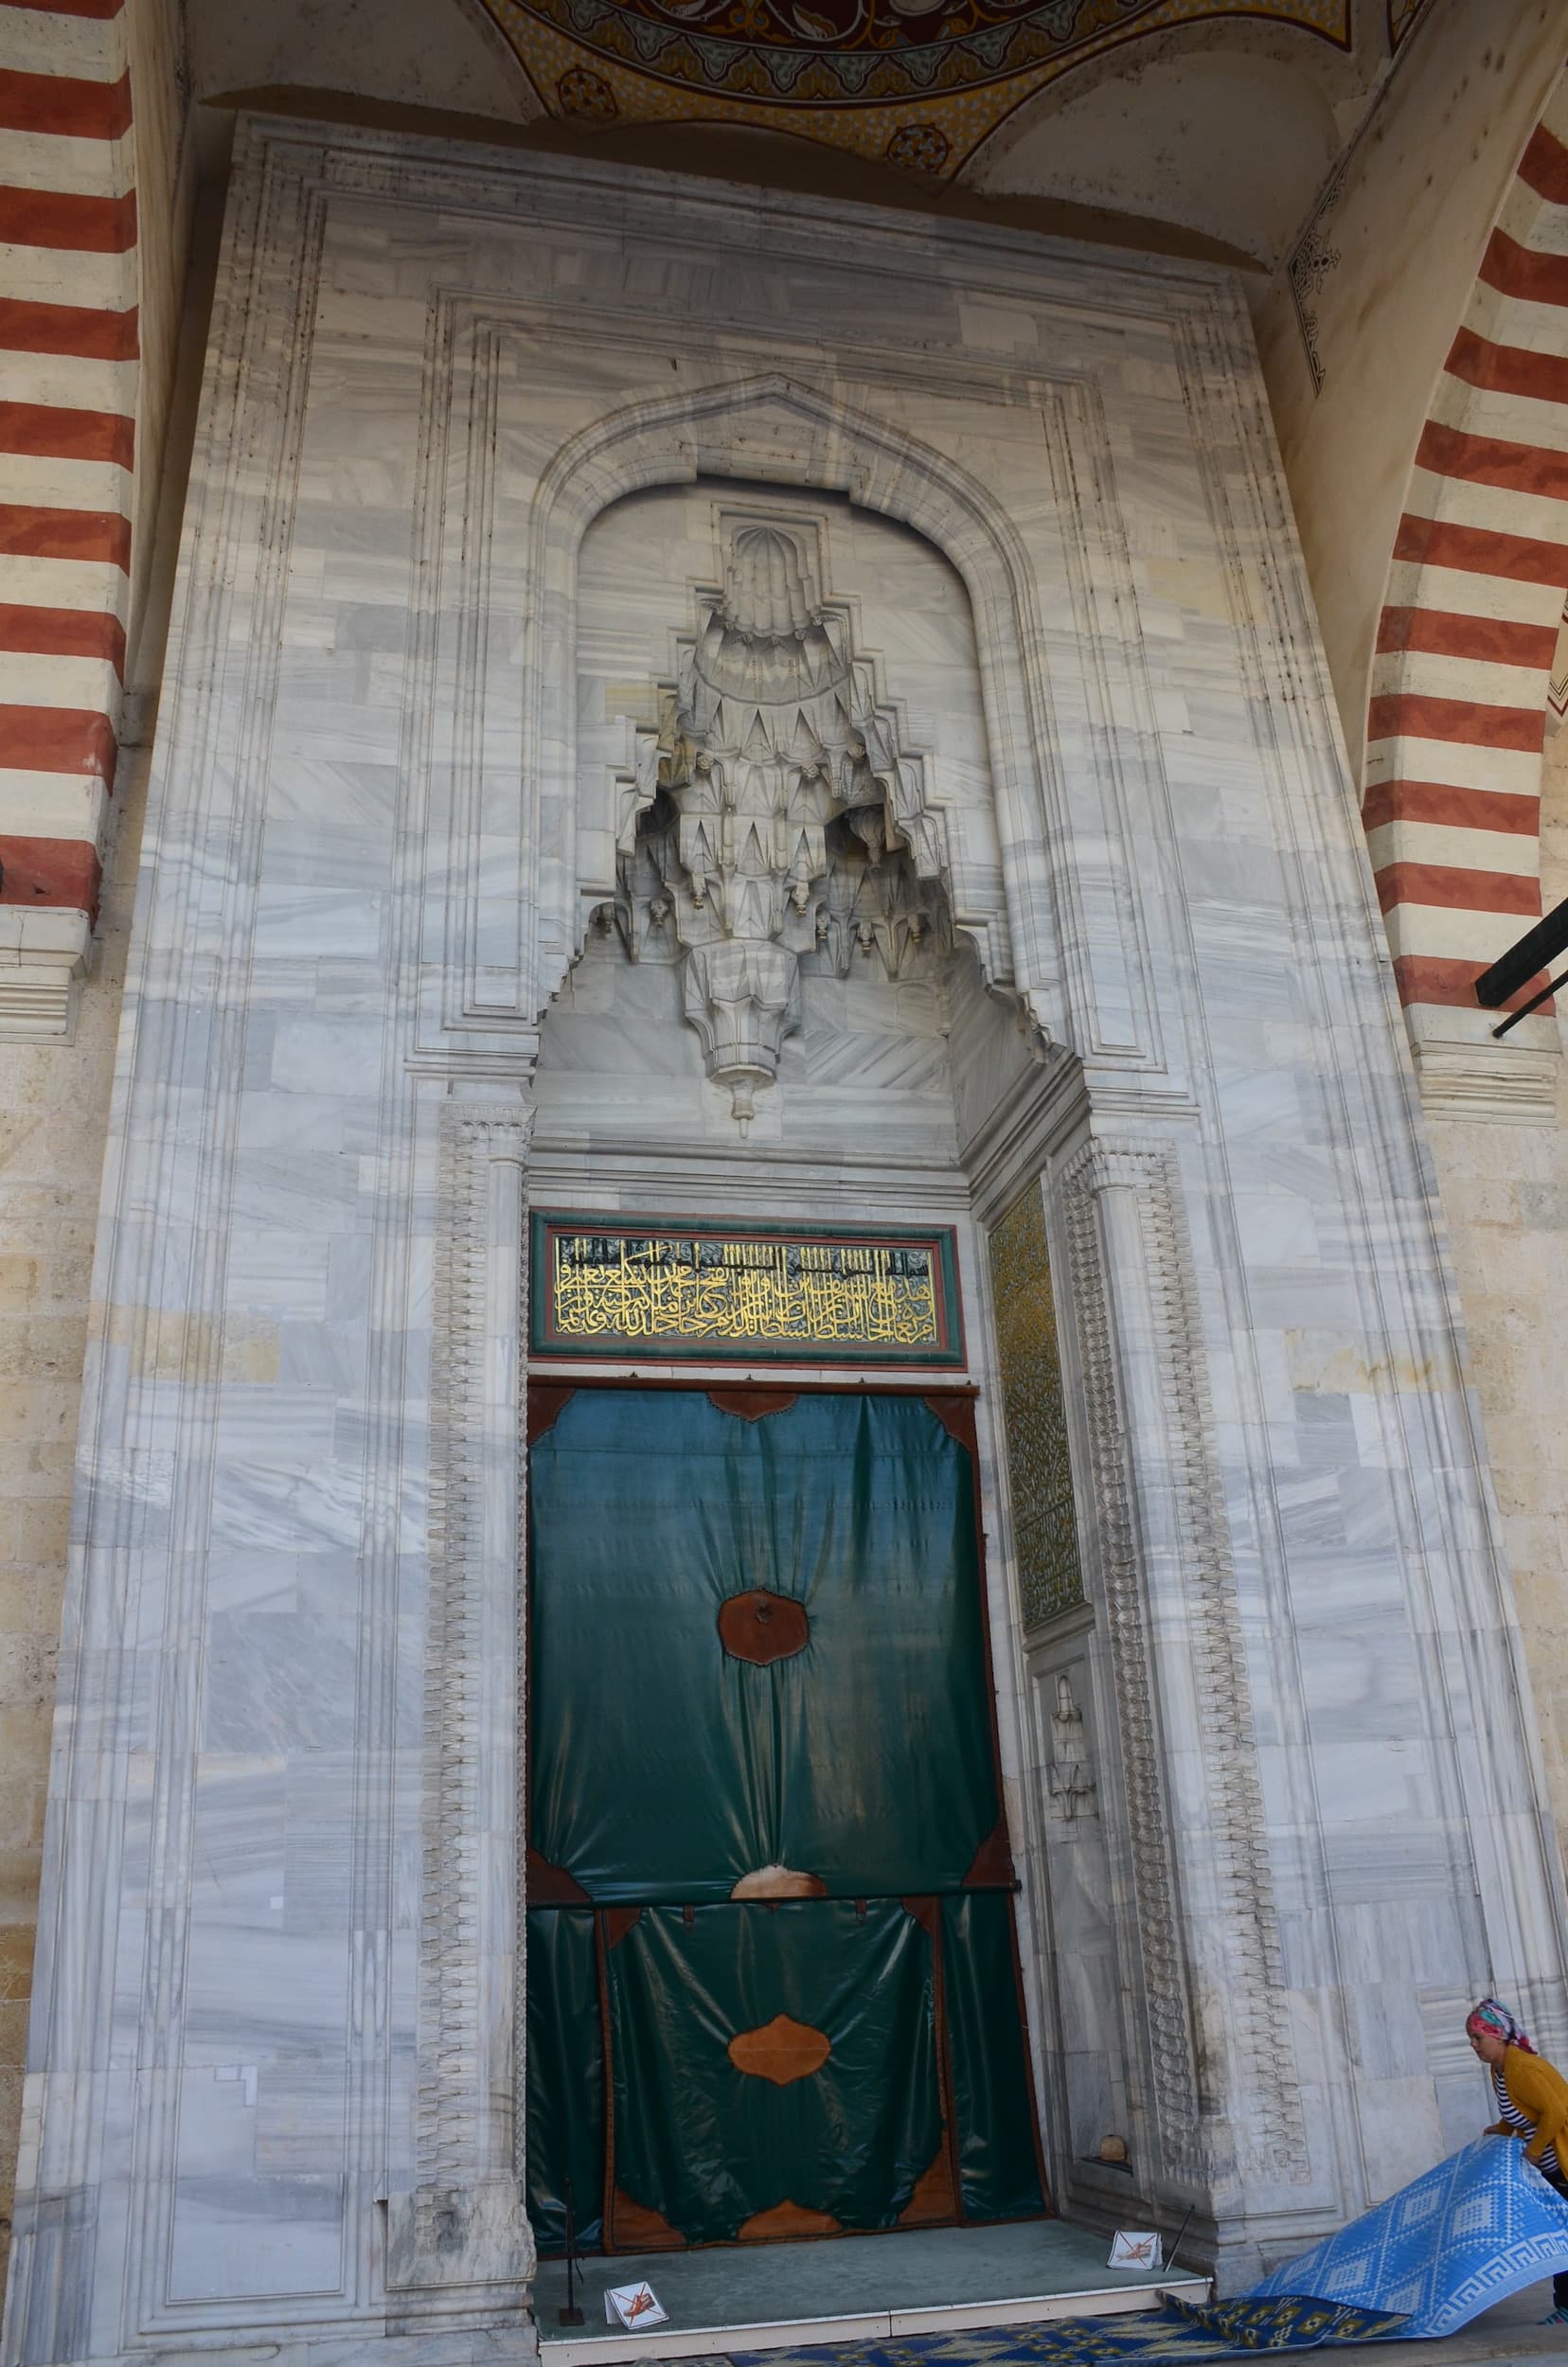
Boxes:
[473,0,1384,179]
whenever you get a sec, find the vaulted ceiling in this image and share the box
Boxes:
[191,0,1436,268]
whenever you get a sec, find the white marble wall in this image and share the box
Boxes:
[5,110,1567,2367]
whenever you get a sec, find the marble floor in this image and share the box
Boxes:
[535,2221,1209,2363]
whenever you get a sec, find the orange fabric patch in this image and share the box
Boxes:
[727,2014,831,2086]
[718,1588,810,1665]
[611,2189,686,2250]
[729,1865,827,1899]
[898,2143,956,2227]
[736,2199,842,2241]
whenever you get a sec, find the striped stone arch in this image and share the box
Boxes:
[0,0,140,1039]
[1365,68,1568,1120]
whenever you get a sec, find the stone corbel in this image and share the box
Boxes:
[1404,1003,1559,1126]
[0,906,92,1041]
[388,1095,536,2298]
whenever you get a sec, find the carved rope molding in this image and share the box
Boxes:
[1069,1141,1308,2181]
[393,1099,535,2296]
[1060,1150,1201,2183]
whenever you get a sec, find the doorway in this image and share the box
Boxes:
[525,1382,1048,2253]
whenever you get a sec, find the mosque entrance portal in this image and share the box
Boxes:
[523,1370,1049,2254]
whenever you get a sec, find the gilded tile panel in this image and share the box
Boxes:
[989,1181,1083,1629]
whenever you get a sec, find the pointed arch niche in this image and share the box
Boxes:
[529,468,1116,2226]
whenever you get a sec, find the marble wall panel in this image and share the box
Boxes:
[6,110,1568,2367]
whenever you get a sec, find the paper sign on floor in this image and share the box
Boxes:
[604,2281,668,2331]
[1108,2232,1163,2270]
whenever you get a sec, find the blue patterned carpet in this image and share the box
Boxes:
[729,2295,1409,2367]
[1252,2135,1568,2338]
[732,2138,1568,2366]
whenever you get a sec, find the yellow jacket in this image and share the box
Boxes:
[1488,2046,1568,2168]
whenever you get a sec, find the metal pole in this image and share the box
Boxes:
[560,2172,585,2326]
[1491,967,1568,1040]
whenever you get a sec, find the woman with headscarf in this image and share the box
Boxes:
[1468,1998,1568,2323]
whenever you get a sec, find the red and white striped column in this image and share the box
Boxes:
[1364,79,1568,1112]
[0,0,137,1037]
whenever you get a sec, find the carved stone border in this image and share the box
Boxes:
[1060,1152,1201,2183]
[1060,1140,1307,2186]
[388,1098,535,2294]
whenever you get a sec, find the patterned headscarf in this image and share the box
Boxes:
[1467,1997,1536,2054]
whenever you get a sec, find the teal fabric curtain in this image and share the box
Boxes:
[526,1908,603,2253]
[942,1892,1045,2223]
[608,1902,941,2244]
[526,1387,1045,2251]
[529,1389,1000,1903]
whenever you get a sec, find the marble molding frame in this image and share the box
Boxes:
[9,107,1568,2367]
[387,1100,534,2296]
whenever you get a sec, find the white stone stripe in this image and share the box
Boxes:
[0,556,130,623]
[1464,280,1568,356]
[1379,903,1536,961]
[1368,646,1549,708]
[0,647,118,712]
[0,348,137,415]
[1404,463,1568,547]
[1428,372,1568,457]
[0,132,134,202]
[0,449,131,511]
[1363,735,1544,795]
[0,8,125,78]
[0,243,133,312]
[1495,172,1568,256]
[1365,820,1541,878]
[1381,559,1561,625]
[0,766,108,847]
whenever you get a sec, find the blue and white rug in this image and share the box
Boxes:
[1251,2134,1568,2337]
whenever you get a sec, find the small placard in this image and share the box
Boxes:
[605,2280,668,2331]
[1109,2230,1163,2271]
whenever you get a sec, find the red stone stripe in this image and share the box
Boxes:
[0,183,135,253]
[1375,606,1560,667]
[1519,123,1568,206]
[1415,418,1568,502]
[0,66,131,139]
[1365,691,1544,753]
[0,600,124,674]
[0,297,137,362]
[0,503,130,568]
[1,0,125,16]
[1480,229,1568,311]
[0,704,116,784]
[0,400,133,468]
[1362,779,1541,836]
[0,835,101,916]
[1374,862,1541,917]
[1445,327,1568,406]
[1391,511,1568,589]
[1393,952,1554,1013]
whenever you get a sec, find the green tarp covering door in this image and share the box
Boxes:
[526,1386,1047,2250]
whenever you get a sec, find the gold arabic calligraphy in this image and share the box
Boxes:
[549,1232,941,1348]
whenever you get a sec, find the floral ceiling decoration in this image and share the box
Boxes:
[477,0,1351,178]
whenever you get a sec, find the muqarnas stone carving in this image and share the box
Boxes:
[613,523,952,1123]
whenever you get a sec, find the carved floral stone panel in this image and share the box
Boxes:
[989,1180,1084,1630]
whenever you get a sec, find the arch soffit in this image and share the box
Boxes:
[1361,69,1568,1073]
[520,371,1066,1038]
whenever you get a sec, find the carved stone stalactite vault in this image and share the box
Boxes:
[611,523,953,1125]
